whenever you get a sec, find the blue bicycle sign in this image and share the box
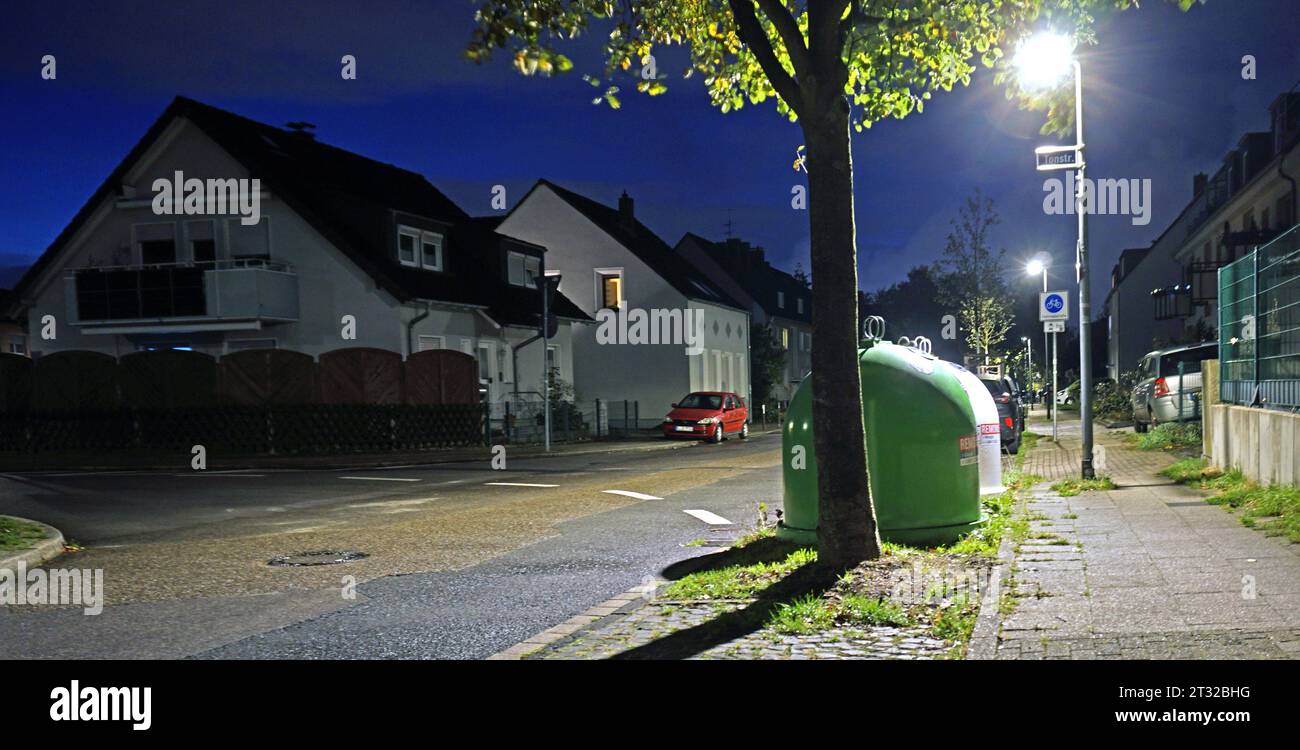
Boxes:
[1039,291,1069,321]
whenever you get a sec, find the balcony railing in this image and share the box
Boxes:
[67,258,298,326]
[1151,284,1191,321]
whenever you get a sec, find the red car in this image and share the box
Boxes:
[662,392,749,443]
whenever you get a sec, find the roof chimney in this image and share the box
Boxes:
[285,121,317,140]
[1192,172,1207,197]
[618,191,634,230]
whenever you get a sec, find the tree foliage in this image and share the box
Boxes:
[934,189,1014,359]
[749,322,788,409]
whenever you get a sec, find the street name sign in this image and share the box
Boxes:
[1035,144,1083,171]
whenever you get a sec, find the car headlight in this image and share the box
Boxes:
[697,417,717,424]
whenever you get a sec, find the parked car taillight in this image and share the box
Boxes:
[1154,377,1170,397]
[1003,416,1014,428]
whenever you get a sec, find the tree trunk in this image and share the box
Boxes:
[802,98,882,570]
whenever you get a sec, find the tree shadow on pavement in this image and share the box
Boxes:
[610,542,839,661]
[658,536,803,581]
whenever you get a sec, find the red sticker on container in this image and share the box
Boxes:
[959,434,978,466]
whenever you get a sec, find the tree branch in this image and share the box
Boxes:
[753,0,810,79]
[727,0,805,115]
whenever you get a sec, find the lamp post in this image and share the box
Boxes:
[1017,32,1094,479]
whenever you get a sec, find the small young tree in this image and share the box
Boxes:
[750,322,788,412]
[467,0,1198,569]
[936,189,1013,361]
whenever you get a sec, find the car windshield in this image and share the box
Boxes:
[1160,346,1215,377]
[677,394,722,410]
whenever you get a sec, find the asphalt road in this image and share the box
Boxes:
[0,433,782,659]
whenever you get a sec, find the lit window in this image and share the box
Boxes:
[597,270,623,310]
[781,327,790,350]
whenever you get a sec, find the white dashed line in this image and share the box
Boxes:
[339,476,420,482]
[683,509,734,526]
[602,490,662,500]
[485,482,560,488]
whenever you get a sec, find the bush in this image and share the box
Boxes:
[1136,421,1201,450]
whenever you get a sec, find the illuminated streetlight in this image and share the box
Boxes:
[1015,29,1094,479]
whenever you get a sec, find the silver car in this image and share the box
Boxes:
[1130,342,1216,433]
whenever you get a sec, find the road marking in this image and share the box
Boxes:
[486,482,561,488]
[683,509,734,526]
[340,476,420,482]
[602,490,662,500]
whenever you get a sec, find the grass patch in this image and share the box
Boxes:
[929,592,978,643]
[1135,422,1201,451]
[767,593,836,634]
[839,594,912,627]
[1160,457,1300,542]
[659,544,814,601]
[1051,476,1117,496]
[0,516,48,552]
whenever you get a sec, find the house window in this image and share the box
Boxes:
[421,232,443,270]
[185,220,217,264]
[398,225,443,270]
[135,223,177,265]
[227,217,270,259]
[508,251,540,288]
[417,335,445,352]
[477,342,492,383]
[777,291,785,309]
[780,327,790,350]
[398,229,419,267]
[796,297,804,314]
[9,335,26,355]
[596,269,623,310]
[546,345,558,374]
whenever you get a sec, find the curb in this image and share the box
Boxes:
[0,515,66,571]
[966,518,1017,661]
[486,578,663,660]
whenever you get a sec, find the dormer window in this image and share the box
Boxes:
[796,297,804,314]
[777,291,785,309]
[398,225,443,271]
[507,250,541,288]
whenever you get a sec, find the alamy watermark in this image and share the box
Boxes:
[152,170,261,225]
[595,307,705,355]
[0,562,103,615]
[1042,172,1152,226]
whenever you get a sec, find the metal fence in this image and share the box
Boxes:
[1219,223,1300,409]
[484,398,652,445]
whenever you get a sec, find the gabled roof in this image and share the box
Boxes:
[679,232,811,323]
[9,96,588,326]
[527,180,745,311]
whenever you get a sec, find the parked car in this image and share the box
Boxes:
[1057,380,1080,405]
[978,373,1024,454]
[1131,342,1216,433]
[662,392,749,443]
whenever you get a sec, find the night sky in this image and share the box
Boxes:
[2,0,1298,315]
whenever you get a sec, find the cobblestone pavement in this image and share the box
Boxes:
[995,416,1300,660]
[531,600,953,660]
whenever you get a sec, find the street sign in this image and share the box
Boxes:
[1044,320,1066,333]
[1039,291,1070,322]
[1035,144,1083,171]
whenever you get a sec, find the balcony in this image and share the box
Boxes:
[67,259,298,333]
[1151,284,1191,321]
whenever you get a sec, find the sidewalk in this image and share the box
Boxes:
[992,416,1300,659]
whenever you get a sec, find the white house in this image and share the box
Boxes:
[498,181,751,423]
[675,233,812,406]
[5,97,590,407]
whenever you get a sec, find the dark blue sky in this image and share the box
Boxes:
[2,0,1297,305]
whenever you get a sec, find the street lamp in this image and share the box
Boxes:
[1016,31,1094,479]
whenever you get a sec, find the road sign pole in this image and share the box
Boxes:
[1074,59,1094,480]
[1052,331,1058,442]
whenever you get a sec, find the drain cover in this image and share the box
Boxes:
[268,550,369,567]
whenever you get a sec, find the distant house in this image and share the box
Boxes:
[497,181,751,420]
[4,96,590,406]
[675,234,811,405]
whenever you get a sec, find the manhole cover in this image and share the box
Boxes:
[268,550,369,567]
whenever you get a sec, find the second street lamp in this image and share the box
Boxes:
[1016,32,1095,479]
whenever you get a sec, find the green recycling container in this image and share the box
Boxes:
[779,339,981,547]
